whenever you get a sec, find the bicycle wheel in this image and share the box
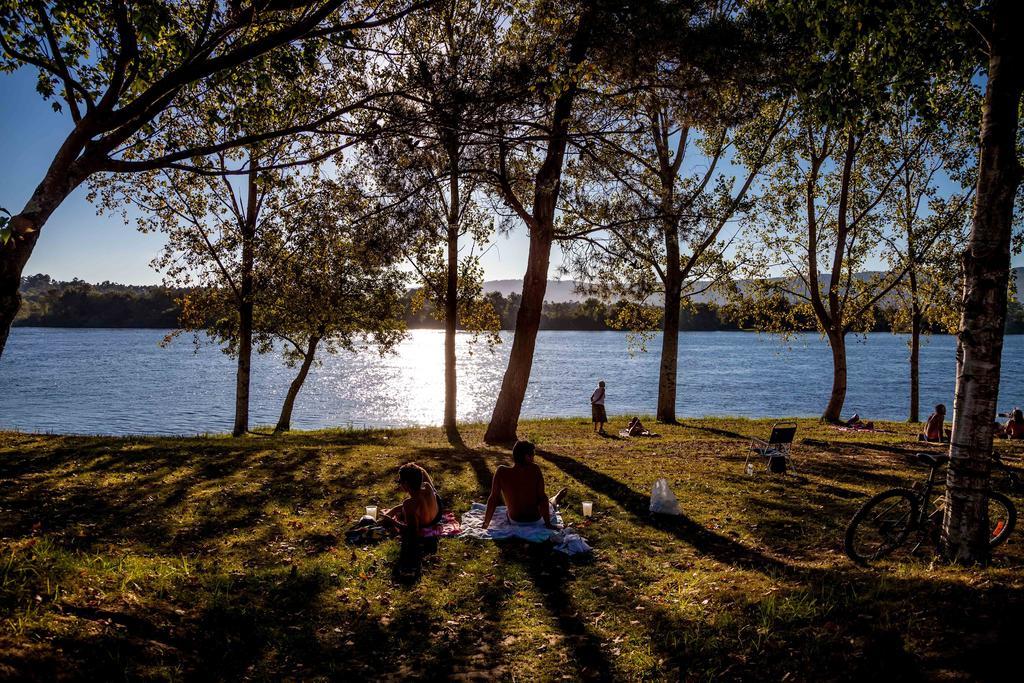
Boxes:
[988,491,1016,548]
[845,488,919,565]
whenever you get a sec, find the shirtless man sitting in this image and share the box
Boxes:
[482,440,566,529]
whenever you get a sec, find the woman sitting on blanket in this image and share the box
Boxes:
[627,417,646,436]
[380,462,443,534]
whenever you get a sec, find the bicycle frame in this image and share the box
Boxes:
[909,465,942,533]
[845,453,1017,565]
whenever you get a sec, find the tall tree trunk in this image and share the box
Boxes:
[275,335,320,433]
[232,163,259,437]
[0,131,91,359]
[657,268,682,424]
[484,228,552,443]
[443,234,458,438]
[822,327,847,422]
[233,250,254,437]
[444,148,460,442]
[483,10,594,444]
[942,0,1023,564]
[909,293,922,423]
[905,166,922,424]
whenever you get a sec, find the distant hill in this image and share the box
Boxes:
[482,279,590,303]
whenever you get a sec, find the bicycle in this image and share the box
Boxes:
[844,452,1017,565]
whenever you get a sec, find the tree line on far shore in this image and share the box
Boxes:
[26,273,1024,334]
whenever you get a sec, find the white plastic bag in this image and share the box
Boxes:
[649,478,681,515]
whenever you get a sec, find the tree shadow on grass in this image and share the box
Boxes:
[535,447,798,577]
[794,451,912,489]
[456,446,615,680]
[495,541,612,680]
[801,438,929,457]
[675,421,751,441]
[0,436,340,558]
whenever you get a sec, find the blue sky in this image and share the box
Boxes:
[0,67,540,284]
[1,69,168,283]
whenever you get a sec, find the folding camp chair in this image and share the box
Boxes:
[745,422,798,475]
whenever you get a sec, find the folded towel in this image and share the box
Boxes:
[459,503,591,555]
[420,511,462,538]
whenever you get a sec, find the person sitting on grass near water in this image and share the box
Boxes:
[997,408,1024,439]
[482,440,566,530]
[920,404,949,443]
[625,416,652,436]
[591,380,607,435]
[379,462,443,535]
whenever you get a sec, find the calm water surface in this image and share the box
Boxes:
[1,328,1022,435]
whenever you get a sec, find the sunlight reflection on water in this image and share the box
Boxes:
[1,328,1022,435]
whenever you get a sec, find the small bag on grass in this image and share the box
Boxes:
[650,478,681,515]
[345,515,389,545]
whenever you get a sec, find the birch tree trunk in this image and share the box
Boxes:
[942,0,1023,564]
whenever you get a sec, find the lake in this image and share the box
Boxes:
[1,328,1022,436]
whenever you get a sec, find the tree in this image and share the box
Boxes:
[481,0,734,442]
[561,88,788,423]
[767,0,1021,559]
[478,0,599,443]
[114,148,310,435]
[942,0,1024,564]
[742,103,938,423]
[368,0,503,442]
[879,96,974,422]
[257,182,407,433]
[92,36,349,436]
[0,0,430,359]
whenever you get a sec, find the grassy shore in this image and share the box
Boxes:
[1,417,1023,681]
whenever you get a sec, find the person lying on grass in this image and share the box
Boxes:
[379,462,443,535]
[839,413,874,430]
[483,440,566,530]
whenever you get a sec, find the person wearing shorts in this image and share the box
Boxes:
[591,381,607,434]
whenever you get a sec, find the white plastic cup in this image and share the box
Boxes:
[582,501,594,517]
[366,505,378,520]
[745,463,754,476]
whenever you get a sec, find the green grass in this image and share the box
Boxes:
[1,417,1023,681]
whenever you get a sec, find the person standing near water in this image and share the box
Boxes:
[591,381,607,435]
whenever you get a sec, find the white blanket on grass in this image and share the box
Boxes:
[459,502,592,555]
